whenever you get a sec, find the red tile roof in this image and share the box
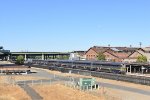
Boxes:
[90,46,134,59]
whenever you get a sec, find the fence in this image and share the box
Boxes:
[31,64,150,85]
[60,68,150,86]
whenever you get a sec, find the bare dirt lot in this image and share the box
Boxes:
[32,84,105,100]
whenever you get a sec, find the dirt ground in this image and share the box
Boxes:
[0,83,31,100]
[32,84,105,100]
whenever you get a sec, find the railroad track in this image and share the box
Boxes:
[28,64,150,86]
[25,59,150,86]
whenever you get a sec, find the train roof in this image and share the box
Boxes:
[35,60,124,66]
[32,59,150,67]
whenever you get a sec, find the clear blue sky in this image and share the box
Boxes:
[0,0,150,52]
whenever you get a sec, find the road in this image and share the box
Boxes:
[18,68,150,96]
[19,84,43,100]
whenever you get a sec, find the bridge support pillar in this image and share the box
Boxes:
[130,65,132,74]
[45,55,48,60]
[53,55,55,59]
[7,55,10,61]
[141,66,144,74]
[126,67,129,74]
[25,54,27,61]
[44,55,47,60]
[42,54,44,60]
[47,55,50,59]
[134,68,136,73]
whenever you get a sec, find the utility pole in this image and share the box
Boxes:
[139,42,142,48]
[130,45,132,48]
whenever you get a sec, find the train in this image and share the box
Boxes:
[26,59,126,74]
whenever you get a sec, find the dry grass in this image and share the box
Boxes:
[0,76,6,83]
[0,75,48,100]
[0,76,31,100]
[0,83,31,100]
[32,84,104,100]
[11,75,47,81]
[0,75,47,82]
[34,68,150,100]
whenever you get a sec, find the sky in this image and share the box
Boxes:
[0,0,150,52]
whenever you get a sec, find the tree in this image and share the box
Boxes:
[137,55,147,63]
[97,52,106,61]
[16,55,24,65]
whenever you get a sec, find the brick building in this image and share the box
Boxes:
[124,48,150,62]
[85,46,138,62]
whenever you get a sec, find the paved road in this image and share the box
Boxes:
[97,82,150,96]
[19,84,43,100]
[19,68,150,96]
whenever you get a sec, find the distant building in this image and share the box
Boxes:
[69,53,80,60]
[0,46,10,61]
[69,51,86,60]
[85,46,139,62]
[124,48,150,63]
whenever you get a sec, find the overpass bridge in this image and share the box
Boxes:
[10,52,70,61]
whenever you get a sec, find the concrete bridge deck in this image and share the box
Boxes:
[10,52,70,60]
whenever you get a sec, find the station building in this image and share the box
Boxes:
[85,46,150,63]
[85,46,136,61]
